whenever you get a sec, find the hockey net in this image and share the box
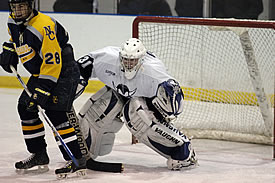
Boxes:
[132,16,275,156]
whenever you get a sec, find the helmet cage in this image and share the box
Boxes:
[119,38,146,79]
[8,0,34,23]
[120,55,143,80]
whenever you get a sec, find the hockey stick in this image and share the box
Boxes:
[10,66,79,167]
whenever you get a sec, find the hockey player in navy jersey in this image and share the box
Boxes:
[0,0,86,178]
[76,38,198,170]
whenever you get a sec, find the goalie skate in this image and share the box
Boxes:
[167,149,198,171]
[55,157,86,179]
[15,150,49,174]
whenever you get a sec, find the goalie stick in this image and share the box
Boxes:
[86,158,124,173]
[67,100,124,173]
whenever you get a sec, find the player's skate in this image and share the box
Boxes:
[15,150,49,174]
[167,149,198,171]
[55,157,86,179]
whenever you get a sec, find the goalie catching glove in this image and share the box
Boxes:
[152,79,184,121]
[0,42,18,73]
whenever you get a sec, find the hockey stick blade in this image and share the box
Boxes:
[86,158,123,173]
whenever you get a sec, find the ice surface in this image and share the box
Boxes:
[0,88,274,183]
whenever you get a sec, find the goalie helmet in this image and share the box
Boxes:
[119,38,146,79]
[8,0,34,23]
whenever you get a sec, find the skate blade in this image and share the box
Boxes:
[170,162,199,171]
[56,169,86,179]
[76,169,86,177]
[57,173,68,179]
[16,165,49,174]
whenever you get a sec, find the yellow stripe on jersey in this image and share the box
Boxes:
[57,128,75,136]
[19,48,36,64]
[22,123,44,131]
[28,12,62,82]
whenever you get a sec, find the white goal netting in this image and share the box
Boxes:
[133,17,275,144]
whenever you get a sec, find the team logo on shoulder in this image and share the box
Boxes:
[112,81,137,98]
[43,26,55,40]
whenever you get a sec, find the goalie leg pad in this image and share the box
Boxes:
[78,86,124,159]
[88,118,123,158]
[122,97,192,161]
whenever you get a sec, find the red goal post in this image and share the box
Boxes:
[132,16,275,159]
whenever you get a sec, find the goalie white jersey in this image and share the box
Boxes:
[87,46,174,98]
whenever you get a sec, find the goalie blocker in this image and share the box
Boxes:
[78,85,197,170]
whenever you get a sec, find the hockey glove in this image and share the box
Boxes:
[26,79,55,112]
[0,42,18,73]
[27,88,51,112]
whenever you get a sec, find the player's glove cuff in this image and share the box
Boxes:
[27,87,51,112]
[0,42,18,73]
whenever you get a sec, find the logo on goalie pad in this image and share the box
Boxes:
[159,120,181,133]
[153,121,189,145]
[154,127,182,145]
[66,111,89,157]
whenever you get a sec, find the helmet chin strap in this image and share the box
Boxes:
[14,10,33,25]
[24,11,34,24]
